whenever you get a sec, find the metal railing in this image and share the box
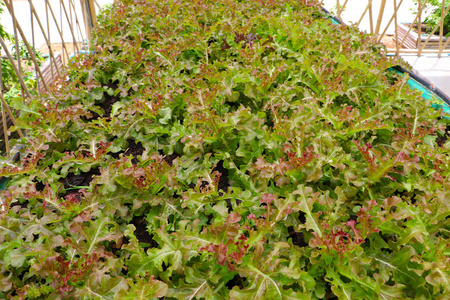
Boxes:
[321,0,450,57]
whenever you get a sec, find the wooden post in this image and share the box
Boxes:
[441,32,450,50]
[397,1,429,50]
[30,0,41,97]
[87,0,98,26]
[356,0,374,28]
[438,0,445,57]
[94,0,101,10]
[45,0,70,63]
[375,0,387,35]
[395,0,399,58]
[69,0,87,53]
[60,0,81,55]
[369,1,374,34]
[60,0,65,66]
[27,0,61,78]
[80,0,90,48]
[338,0,349,21]
[80,0,97,48]
[337,0,340,20]
[418,0,422,56]
[0,93,24,139]
[0,59,9,158]
[45,0,55,83]
[8,0,26,103]
[1,100,10,159]
[385,48,450,54]
[419,3,450,52]
[0,35,34,100]
[0,66,24,140]
[3,0,49,92]
[377,0,404,43]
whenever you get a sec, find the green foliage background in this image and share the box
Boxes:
[413,0,450,35]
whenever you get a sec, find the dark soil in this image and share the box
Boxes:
[325,281,338,299]
[35,181,45,192]
[225,274,246,290]
[380,231,398,244]
[213,160,230,192]
[111,138,145,164]
[288,227,308,247]
[129,216,159,249]
[225,198,242,213]
[349,215,357,222]
[298,211,306,224]
[61,167,100,201]
[124,139,145,164]
[87,81,121,120]
[436,124,450,147]
[100,93,120,117]
[162,152,180,166]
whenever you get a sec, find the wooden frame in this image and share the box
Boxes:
[0,0,98,156]
[323,0,450,57]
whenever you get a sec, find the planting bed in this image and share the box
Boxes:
[1,0,450,299]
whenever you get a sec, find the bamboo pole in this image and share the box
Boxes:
[70,0,87,51]
[8,0,26,103]
[419,3,450,52]
[26,0,61,79]
[69,0,75,50]
[377,0,404,43]
[337,0,349,20]
[396,0,429,50]
[60,0,65,66]
[337,0,340,20]
[80,0,94,48]
[0,58,10,158]
[79,0,89,47]
[395,0,400,58]
[30,0,41,96]
[439,24,450,50]
[385,48,450,53]
[45,0,70,66]
[369,1,374,34]
[60,0,81,55]
[438,0,446,57]
[45,0,54,84]
[0,65,24,140]
[3,0,49,92]
[68,0,80,55]
[0,36,34,100]
[375,0,387,35]
[1,101,10,159]
[356,0,374,28]
[94,0,101,10]
[0,93,24,139]
[418,0,422,56]
[87,0,98,26]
